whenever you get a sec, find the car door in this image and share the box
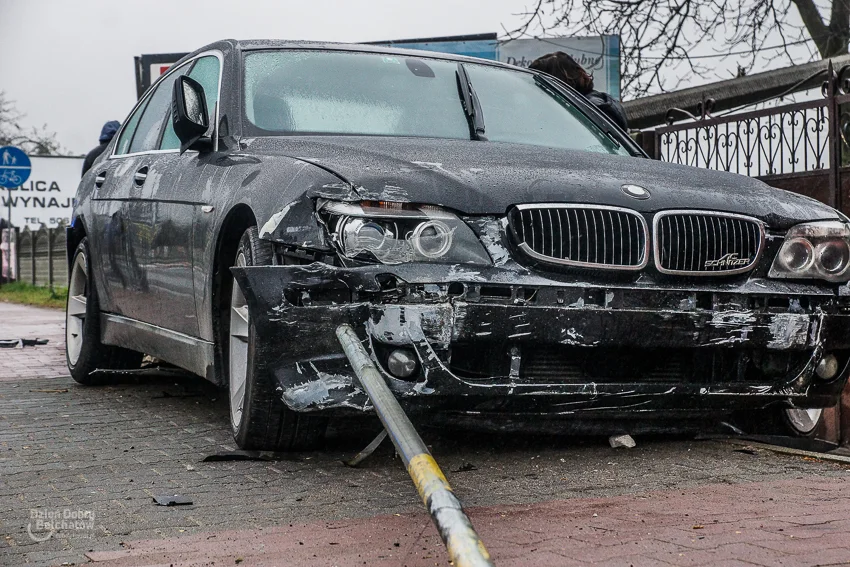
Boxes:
[142,53,224,338]
[120,63,198,335]
[89,92,151,317]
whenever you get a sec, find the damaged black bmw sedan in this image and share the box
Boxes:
[67,39,850,450]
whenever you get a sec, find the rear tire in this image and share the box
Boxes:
[226,226,327,451]
[734,406,824,438]
[782,407,823,437]
[66,237,142,385]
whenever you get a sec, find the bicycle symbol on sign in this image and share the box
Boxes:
[0,170,22,187]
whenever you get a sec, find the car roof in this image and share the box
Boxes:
[187,38,518,70]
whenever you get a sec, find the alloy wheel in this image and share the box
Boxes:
[229,252,250,430]
[785,407,823,435]
[66,251,88,366]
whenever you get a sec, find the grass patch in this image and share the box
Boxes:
[0,282,68,309]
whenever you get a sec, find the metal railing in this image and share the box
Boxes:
[640,60,850,214]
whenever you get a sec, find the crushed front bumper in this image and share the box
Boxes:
[231,263,850,418]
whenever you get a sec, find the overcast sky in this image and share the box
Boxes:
[0,0,815,156]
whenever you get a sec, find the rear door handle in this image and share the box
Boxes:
[94,171,106,188]
[134,166,148,185]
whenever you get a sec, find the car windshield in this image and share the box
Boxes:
[243,50,630,156]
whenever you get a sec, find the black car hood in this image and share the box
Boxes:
[245,135,838,229]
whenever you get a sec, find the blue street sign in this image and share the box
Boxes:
[0,146,31,188]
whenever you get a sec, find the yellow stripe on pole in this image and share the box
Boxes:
[408,453,452,504]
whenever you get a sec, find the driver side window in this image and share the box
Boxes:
[160,55,221,150]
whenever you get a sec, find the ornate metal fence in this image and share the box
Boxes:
[644,62,850,214]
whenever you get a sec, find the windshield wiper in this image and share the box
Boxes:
[456,63,487,141]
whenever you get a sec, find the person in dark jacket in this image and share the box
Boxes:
[528,52,628,131]
[82,120,121,176]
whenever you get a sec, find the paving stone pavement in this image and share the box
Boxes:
[0,303,67,382]
[2,301,850,566]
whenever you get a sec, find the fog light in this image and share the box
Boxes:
[816,354,839,380]
[387,348,418,378]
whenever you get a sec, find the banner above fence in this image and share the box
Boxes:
[497,36,621,100]
[0,156,83,229]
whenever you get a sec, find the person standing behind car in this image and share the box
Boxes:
[529,52,628,131]
[81,120,121,176]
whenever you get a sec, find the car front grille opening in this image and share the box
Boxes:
[655,212,763,275]
[448,344,813,385]
[509,205,648,270]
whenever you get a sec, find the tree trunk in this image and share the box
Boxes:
[792,0,850,58]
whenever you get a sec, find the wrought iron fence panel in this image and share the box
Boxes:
[656,101,829,178]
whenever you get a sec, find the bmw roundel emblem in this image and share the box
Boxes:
[622,184,650,200]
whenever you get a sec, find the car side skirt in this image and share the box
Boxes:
[100,313,215,380]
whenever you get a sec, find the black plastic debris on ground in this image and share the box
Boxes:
[201,451,302,462]
[0,338,48,348]
[152,494,193,506]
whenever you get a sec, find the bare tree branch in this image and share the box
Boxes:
[510,0,848,98]
[0,91,65,156]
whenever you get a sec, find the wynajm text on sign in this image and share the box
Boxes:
[0,156,83,229]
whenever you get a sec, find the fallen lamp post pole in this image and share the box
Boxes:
[336,324,494,567]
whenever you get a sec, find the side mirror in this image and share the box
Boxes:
[172,76,210,153]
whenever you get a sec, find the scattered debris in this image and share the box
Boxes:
[692,525,704,530]
[609,434,636,449]
[733,447,757,455]
[185,464,196,471]
[719,421,745,435]
[344,430,388,468]
[153,390,204,399]
[202,452,271,462]
[29,388,68,393]
[152,494,193,506]
[201,451,301,462]
[0,338,48,348]
[451,462,478,473]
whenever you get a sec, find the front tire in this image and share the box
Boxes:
[226,226,327,451]
[66,237,141,384]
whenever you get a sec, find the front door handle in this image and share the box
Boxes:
[94,171,107,188]
[134,166,148,185]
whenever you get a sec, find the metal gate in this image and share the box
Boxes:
[642,61,850,216]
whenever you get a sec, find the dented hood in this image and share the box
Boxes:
[245,135,839,229]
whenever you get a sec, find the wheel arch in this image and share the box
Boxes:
[66,215,88,275]
[210,204,258,386]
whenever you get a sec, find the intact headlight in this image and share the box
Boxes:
[769,221,850,282]
[319,200,491,265]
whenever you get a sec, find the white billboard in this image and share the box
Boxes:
[0,155,83,229]
[498,36,621,100]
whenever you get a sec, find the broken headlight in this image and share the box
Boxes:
[320,201,491,265]
[769,221,850,282]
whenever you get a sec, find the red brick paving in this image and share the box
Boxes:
[85,477,850,566]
